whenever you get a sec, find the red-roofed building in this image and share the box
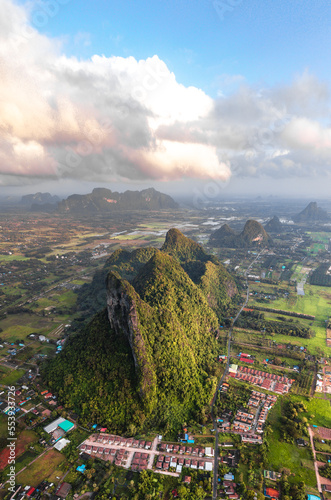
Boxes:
[265,487,280,498]
[240,357,254,364]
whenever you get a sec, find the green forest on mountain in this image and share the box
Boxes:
[43,229,239,435]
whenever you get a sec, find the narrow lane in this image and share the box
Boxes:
[308,426,322,494]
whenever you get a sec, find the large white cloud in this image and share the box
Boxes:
[1,0,331,186]
[0,0,229,184]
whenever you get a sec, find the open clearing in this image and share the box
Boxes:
[16,448,65,486]
[0,430,38,471]
[266,398,317,488]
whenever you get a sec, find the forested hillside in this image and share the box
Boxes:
[43,229,238,435]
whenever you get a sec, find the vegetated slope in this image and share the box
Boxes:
[208,223,237,248]
[58,187,178,213]
[43,309,143,433]
[293,201,329,222]
[209,219,272,248]
[74,229,237,327]
[161,228,238,318]
[72,247,157,329]
[161,227,209,262]
[43,229,238,434]
[264,215,284,233]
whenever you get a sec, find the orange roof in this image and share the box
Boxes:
[266,488,280,498]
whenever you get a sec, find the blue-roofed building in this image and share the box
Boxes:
[307,495,321,500]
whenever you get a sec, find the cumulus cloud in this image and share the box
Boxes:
[1,0,331,186]
[0,0,228,184]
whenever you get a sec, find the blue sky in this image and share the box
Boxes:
[27,0,331,94]
[1,0,331,198]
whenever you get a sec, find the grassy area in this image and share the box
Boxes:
[0,369,25,385]
[249,284,331,355]
[15,450,39,472]
[266,398,317,488]
[0,255,30,262]
[16,449,65,486]
[294,396,331,427]
[0,314,55,341]
[57,290,77,306]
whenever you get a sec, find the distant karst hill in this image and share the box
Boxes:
[43,229,238,435]
[20,192,60,207]
[264,215,284,233]
[209,219,272,248]
[58,187,178,213]
[293,202,329,222]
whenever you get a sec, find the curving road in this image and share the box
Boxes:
[211,250,265,500]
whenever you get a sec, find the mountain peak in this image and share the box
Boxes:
[293,201,329,222]
[209,219,271,248]
[161,228,207,262]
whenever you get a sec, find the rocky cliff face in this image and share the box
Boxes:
[106,272,157,409]
[106,272,140,370]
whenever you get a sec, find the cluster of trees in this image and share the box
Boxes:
[60,457,108,495]
[96,469,210,499]
[43,310,144,434]
[6,306,32,315]
[319,463,331,479]
[280,477,306,500]
[310,263,331,287]
[236,311,313,338]
[279,400,308,443]
[215,383,251,417]
[313,438,331,453]
[24,246,52,258]
[292,369,313,395]
[250,306,314,320]
[238,444,268,492]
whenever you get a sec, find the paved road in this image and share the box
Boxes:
[211,250,265,500]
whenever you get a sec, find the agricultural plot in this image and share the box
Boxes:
[16,449,65,486]
[248,284,331,355]
[0,369,25,385]
[0,430,38,471]
[0,314,57,341]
